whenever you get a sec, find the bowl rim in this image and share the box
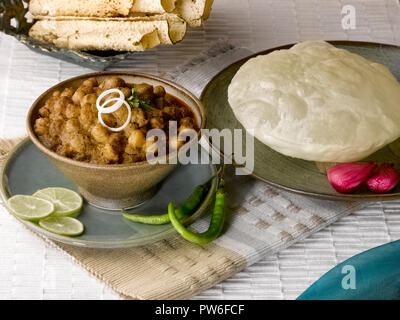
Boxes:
[27,71,206,170]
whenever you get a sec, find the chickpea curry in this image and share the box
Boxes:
[34,76,198,164]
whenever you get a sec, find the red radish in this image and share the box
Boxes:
[327,162,377,194]
[366,164,400,194]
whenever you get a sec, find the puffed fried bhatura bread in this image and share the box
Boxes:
[28,14,186,51]
[29,0,213,26]
[228,41,400,163]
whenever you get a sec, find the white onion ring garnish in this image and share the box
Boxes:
[96,88,125,114]
[98,98,132,133]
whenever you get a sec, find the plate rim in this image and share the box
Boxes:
[297,239,400,300]
[0,138,218,248]
[200,40,400,201]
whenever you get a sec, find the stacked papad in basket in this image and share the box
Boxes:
[28,0,214,51]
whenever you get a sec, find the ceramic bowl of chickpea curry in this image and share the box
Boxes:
[27,72,205,210]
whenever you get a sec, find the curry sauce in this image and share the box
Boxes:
[34,76,198,164]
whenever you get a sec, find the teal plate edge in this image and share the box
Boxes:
[0,138,218,248]
[297,239,400,300]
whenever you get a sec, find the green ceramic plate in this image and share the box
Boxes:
[0,138,217,248]
[201,41,400,201]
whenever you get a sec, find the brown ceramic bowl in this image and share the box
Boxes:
[27,71,206,210]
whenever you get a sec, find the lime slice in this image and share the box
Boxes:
[7,195,54,221]
[33,187,83,217]
[39,217,84,236]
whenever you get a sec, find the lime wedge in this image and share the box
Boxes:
[7,195,54,221]
[39,217,84,236]
[33,187,83,217]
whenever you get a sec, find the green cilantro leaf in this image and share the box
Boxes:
[126,88,156,111]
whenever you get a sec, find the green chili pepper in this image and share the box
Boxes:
[168,175,227,245]
[121,167,223,225]
[122,184,206,225]
[121,167,223,226]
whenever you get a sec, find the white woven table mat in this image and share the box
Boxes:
[1,0,400,300]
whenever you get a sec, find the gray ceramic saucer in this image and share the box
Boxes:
[0,138,217,248]
[201,41,400,201]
